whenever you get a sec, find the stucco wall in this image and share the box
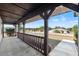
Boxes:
[0,17,2,41]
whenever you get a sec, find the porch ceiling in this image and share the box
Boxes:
[0,3,78,24]
[0,3,45,24]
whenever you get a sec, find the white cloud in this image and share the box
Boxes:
[51,16,66,22]
[61,17,66,21]
[70,20,78,23]
[74,20,78,23]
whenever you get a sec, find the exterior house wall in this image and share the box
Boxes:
[0,17,2,41]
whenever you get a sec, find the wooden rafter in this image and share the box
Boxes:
[0,14,19,19]
[0,9,21,16]
[12,3,29,11]
[62,3,78,12]
[16,4,60,24]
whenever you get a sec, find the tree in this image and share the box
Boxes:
[6,28,15,36]
[72,25,78,39]
[72,25,78,45]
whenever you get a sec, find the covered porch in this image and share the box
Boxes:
[0,3,78,56]
[0,37,77,56]
[0,37,43,56]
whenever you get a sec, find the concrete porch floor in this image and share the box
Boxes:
[0,37,43,56]
[0,37,78,56]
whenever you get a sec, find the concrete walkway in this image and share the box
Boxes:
[0,37,42,56]
[49,39,78,56]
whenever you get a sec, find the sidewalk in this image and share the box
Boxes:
[49,39,78,56]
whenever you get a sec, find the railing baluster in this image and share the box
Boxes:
[37,38,39,50]
[35,36,37,48]
[18,33,50,55]
[38,37,39,50]
[39,38,41,51]
[36,37,38,49]
[42,38,44,53]
[35,36,37,49]
[41,38,43,52]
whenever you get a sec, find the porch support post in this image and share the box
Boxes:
[0,17,4,39]
[44,17,48,56]
[18,24,20,38]
[23,21,25,40]
[40,13,48,56]
[40,8,55,56]
[2,23,4,38]
[14,25,16,36]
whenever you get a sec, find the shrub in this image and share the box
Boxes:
[54,30,60,33]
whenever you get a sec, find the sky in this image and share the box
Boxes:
[25,11,78,28]
[4,11,78,28]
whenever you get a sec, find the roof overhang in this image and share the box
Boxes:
[0,3,78,25]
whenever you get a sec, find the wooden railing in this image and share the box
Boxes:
[17,32,51,55]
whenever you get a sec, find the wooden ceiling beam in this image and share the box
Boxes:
[3,22,16,25]
[0,14,18,19]
[16,4,60,24]
[12,3,29,11]
[62,3,78,12]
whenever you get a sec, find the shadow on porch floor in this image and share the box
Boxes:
[0,37,43,56]
[0,37,61,56]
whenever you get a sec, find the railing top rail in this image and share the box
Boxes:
[18,32,44,39]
